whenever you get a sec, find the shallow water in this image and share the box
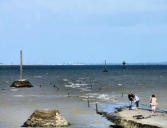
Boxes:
[0,88,112,128]
[0,65,167,127]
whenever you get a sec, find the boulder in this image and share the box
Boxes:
[10,79,33,88]
[22,109,69,127]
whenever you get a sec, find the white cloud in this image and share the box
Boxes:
[0,0,166,35]
[0,0,167,15]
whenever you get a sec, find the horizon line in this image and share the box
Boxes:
[1,63,167,66]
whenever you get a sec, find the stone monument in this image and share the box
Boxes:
[10,50,33,88]
[22,109,69,127]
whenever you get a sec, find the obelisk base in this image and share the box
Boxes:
[10,79,33,88]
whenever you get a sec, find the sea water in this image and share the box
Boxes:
[0,65,167,127]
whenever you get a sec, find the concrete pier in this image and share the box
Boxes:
[98,107,167,128]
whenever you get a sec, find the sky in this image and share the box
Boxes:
[0,0,167,64]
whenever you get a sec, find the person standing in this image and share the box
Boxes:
[150,94,157,113]
[134,95,140,110]
[128,91,135,110]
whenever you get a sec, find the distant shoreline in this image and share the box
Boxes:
[1,64,167,66]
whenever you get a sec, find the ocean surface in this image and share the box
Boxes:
[0,65,167,128]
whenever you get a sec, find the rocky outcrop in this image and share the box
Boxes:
[22,109,69,127]
[103,113,160,128]
[98,108,166,128]
[10,79,33,88]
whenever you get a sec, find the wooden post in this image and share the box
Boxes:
[87,97,90,107]
[90,81,93,89]
[96,103,98,113]
[20,50,23,80]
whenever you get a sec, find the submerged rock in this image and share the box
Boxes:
[22,109,69,127]
[10,79,33,88]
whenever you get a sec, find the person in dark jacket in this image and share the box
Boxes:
[128,91,135,110]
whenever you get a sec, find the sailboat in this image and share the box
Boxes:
[103,60,108,72]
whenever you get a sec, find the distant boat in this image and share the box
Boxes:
[103,60,108,72]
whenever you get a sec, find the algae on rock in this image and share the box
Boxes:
[23,110,69,127]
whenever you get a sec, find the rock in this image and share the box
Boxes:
[10,79,33,88]
[110,125,123,128]
[98,108,167,128]
[22,109,70,127]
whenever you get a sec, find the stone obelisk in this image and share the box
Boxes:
[10,50,33,88]
[20,50,23,80]
[103,60,108,72]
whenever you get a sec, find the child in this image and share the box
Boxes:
[134,95,139,110]
[150,94,157,113]
[128,91,135,110]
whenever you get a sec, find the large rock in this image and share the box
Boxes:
[22,110,70,127]
[10,79,33,88]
